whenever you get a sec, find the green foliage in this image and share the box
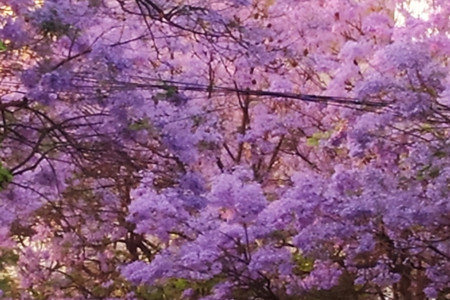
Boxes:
[39,10,72,37]
[416,164,440,181]
[136,278,188,300]
[0,250,19,268]
[433,150,447,159]
[0,40,7,52]
[135,277,225,299]
[128,118,151,131]
[307,131,331,147]
[154,83,179,104]
[0,250,19,298]
[41,19,71,37]
[0,163,13,190]
[164,85,178,98]
[292,252,314,275]
[197,140,220,150]
[0,276,16,298]
[191,115,206,127]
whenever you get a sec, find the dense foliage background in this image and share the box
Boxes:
[0,0,449,299]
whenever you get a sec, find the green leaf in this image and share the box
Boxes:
[0,276,15,296]
[153,83,179,104]
[429,167,440,179]
[292,252,314,274]
[0,163,13,189]
[421,123,433,132]
[0,250,19,267]
[306,137,319,147]
[159,82,178,97]
[0,40,7,52]
[128,118,150,131]
[165,85,178,97]
[433,150,447,158]
[306,131,331,147]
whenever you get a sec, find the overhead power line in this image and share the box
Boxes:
[113,77,388,108]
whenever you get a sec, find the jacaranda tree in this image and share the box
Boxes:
[0,0,449,299]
